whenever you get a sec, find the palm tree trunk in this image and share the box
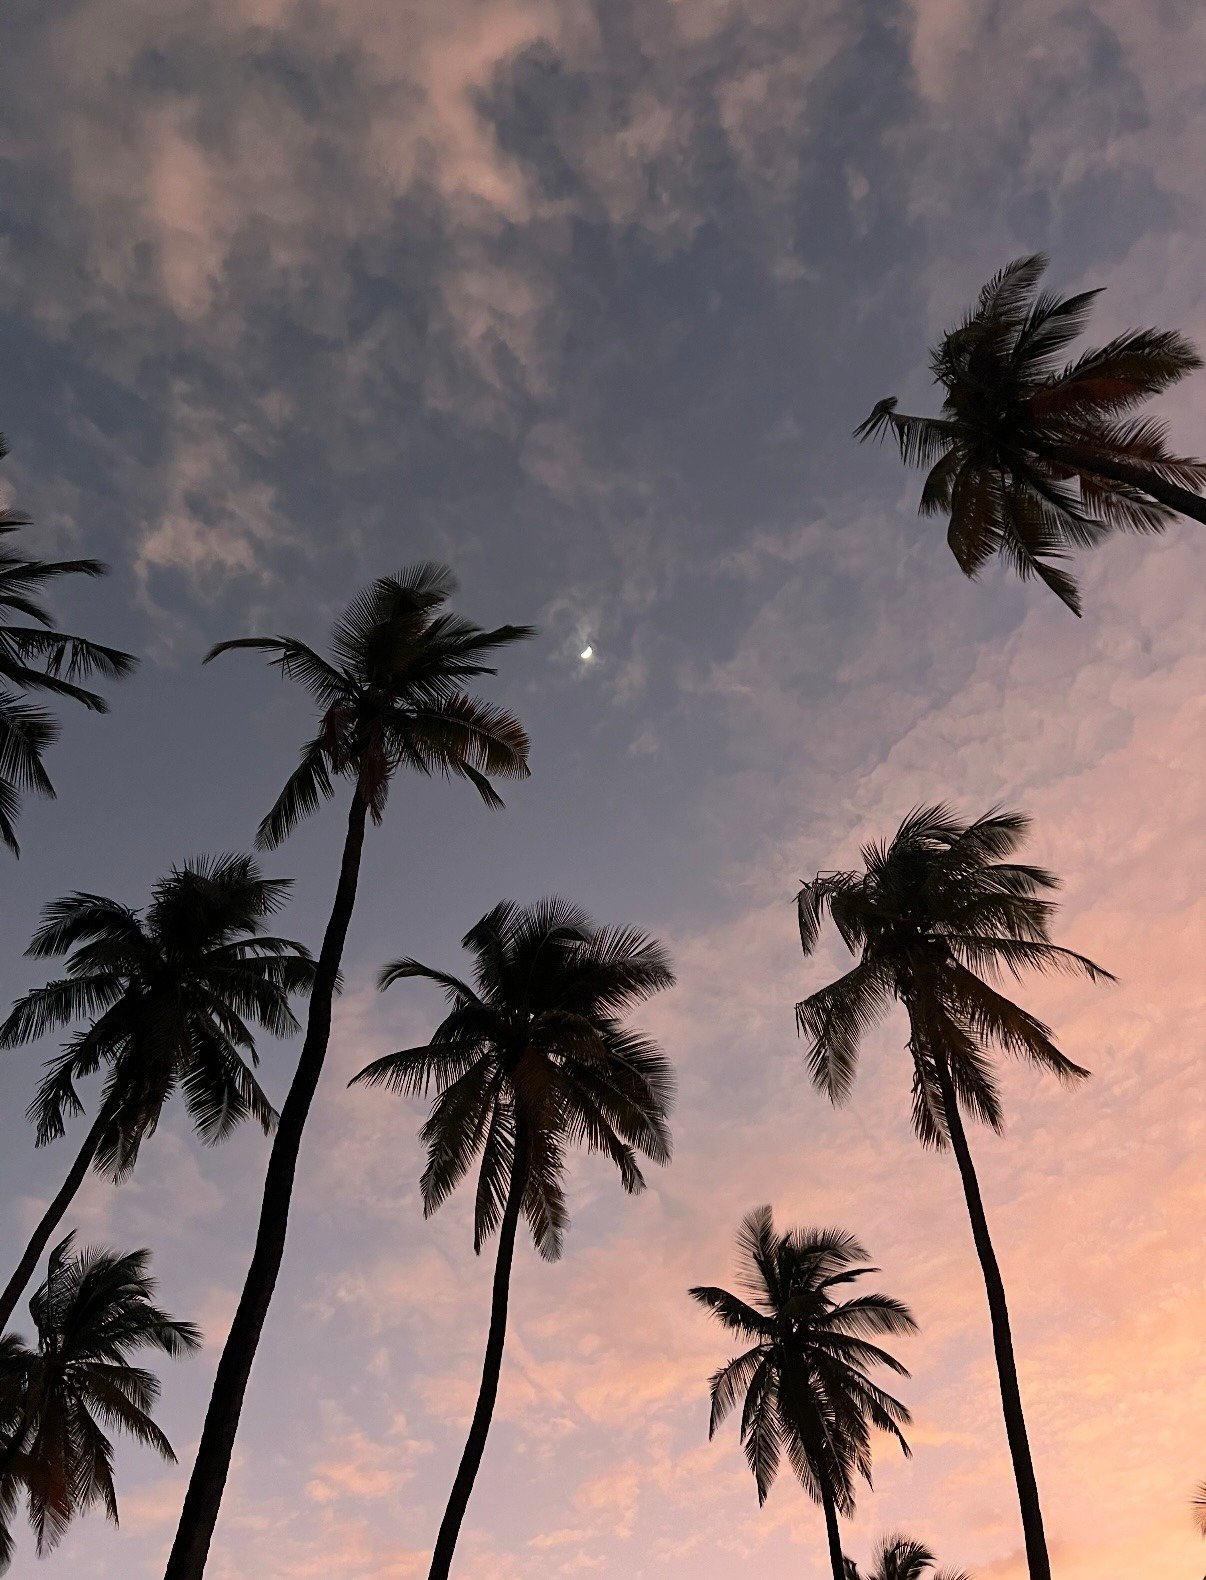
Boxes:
[427,1134,527,1580]
[816,1463,846,1580]
[1039,440,1206,526]
[932,1051,1051,1580]
[0,1105,108,1333]
[162,789,369,1580]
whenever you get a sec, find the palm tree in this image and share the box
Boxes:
[794,805,1111,1580]
[0,855,313,1335]
[844,1532,971,1580]
[689,1207,914,1580]
[0,1233,200,1571]
[164,564,533,1580]
[856,253,1206,614]
[1194,1483,1206,1536]
[0,448,136,852]
[350,898,675,1580]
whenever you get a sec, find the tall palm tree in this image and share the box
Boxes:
[794,805,1111,1580]
[689,1207,914,1580]
[350,898,675,1580]
[844,1532,971,1580]
[0,855,313,1335]
[856,253,1206,614]
[0,1233,200,1571]
[0,449,136,852]
[164,565,533,1580]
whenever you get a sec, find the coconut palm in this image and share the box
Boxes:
[794,805,1111,1580]
[0,446,136,853]
[690,1208,914,1580]
[844,1532,971,1580]
[164,565,532,1580]
[856,253,1206,614]
[0,1233,200,1571]
[0,855,313,1336]
[350,898,675,1580]
[1194,1482,1206,1536]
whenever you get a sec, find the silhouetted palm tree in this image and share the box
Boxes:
[0,1233,199,1572]
[1194,1482,1206,1536]
[844,1532,971,1580]
[856,253,1206,613]
[0,446,135,852]
[165,565,532,1580]
[795,806,1111,1580]
[690,1207,914,1580]
[0,855,313,1335]
[351,898,675,1580]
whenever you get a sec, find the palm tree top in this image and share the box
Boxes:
[844,1531,972,1580]
[205,562,535,846]
[0,1233,199,1560]
[794,804,1112,1139]
[0,519,133,699]
[856,253,1206,613]
[0,853,315,1175]
[351,896,675,1261]
[690,1206,915,1508]
[0,474,137,853]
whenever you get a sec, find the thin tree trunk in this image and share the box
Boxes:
[816,1461,846,1580]
[933,1051,1051,1580]
[163,790,368,1580]
[427,1134,527,1580]
[1039,440,1206,526]
[0,1106,108,1333]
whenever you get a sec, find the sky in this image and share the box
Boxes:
[1,1,1204,1577]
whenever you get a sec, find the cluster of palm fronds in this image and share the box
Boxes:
[857,253,1206,614]
[1,251,1203,1580]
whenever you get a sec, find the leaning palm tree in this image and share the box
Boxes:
[690,1207,914,1580]
[0,447,136,852]
[795,805,1111,1580]
[0,855,313,1335]
[844,1532,971,1580]
[0,1233,200,1572]
[350,898,675,1580]
[164,565,533,1580]
[856,253,1206,613]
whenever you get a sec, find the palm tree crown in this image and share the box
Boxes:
[844,1532,971,1580]
[0,1234,200,1567]
[795,805,1112,1145]
[206,562,534,848]
[352,897,675,1258]
[856,253,1206,613]
[689,1207,914,1511]
[1,854,314,1177]
[0,449,136,851]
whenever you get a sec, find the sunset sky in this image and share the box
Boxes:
[1,1,1204,1577]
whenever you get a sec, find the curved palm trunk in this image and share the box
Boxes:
[427,1139,527,1580]
[163,790,368,1580]
[0,1107,108,1335]
[816,1462,847,1580]
[932,1052,1050,1580]
[1038,440,1206,527]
